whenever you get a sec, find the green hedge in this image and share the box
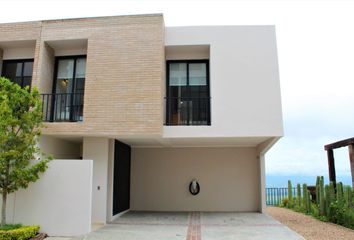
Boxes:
[0,225,40,240]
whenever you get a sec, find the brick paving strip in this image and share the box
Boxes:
[267,206,354,240]
[186,212,202,240]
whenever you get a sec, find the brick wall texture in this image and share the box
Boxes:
[0,14,165,138]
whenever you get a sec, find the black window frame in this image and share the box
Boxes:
[52,55,87,95]
[1,59,34,88]
[166,59,211,126]
[50,55,87,122]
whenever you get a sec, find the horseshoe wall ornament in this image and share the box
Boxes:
[189,180,200,195]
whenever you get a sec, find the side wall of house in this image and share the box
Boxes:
[130,147,260,212]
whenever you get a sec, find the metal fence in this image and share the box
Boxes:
[266,187,297,206]
[41,93,84,122]
[165,97,211,126]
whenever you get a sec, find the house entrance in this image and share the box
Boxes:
[113,140,131,215]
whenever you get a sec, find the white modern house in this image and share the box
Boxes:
[0,14,283,236]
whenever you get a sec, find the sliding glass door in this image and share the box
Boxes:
[166,60,210,125]
[53,56,86,121]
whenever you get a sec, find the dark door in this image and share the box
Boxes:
[53,56,86,121]
[113,140,131,215]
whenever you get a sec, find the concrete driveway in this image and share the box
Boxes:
[74,212,304,240]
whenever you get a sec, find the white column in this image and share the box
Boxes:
[106,139,115,222]
[83,137,109,224]
[259,154,266,213]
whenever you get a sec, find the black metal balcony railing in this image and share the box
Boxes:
[41,93,84,122]
[165,97,211,126]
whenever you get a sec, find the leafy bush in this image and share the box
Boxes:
[0,225,39,240]
[280,197,289,208]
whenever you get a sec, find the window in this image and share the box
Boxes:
[52,56,86,121]
[166,60,210,125]
[1,59,34,88]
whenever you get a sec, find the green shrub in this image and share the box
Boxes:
[280,197,289,208]
[0,224,22,231]
[342,208,354,229]
[0,225,39,240]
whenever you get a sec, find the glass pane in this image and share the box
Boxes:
[75,58,86,78]
[190,98,209,125]
[15,63,22,77]
[169,63,187,86]
[75,78,85,93]
[57,59,74,79]
[72,93,84,121]
[13,77,22,86]
[56,59,74,94]
[3,62,22,81]
[54,93,71,121]
[189,63,207,86]
[168,98,189,125]
[22,77,32,88]
[23,62,33,77]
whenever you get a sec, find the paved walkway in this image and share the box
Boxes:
[72,211,304,240]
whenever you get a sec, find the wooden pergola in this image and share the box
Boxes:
[324,137,354,187]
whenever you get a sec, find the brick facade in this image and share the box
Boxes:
[0,14,165,138]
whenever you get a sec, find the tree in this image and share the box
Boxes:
[0,77,51,225]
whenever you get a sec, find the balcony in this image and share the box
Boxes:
[165,97,211,126]
[41,93,84,122]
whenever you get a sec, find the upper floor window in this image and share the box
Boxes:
[50,55,86,122]
[54,56,86,95]
[1,59,34,88]
[166,60,210,125]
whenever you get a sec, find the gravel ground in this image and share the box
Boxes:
[267,206,354,240]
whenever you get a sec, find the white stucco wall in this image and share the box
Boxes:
[1,160,93,236]
[164,26,283,138]
[39,135,82,159]
[83,137,109,224]
[131,147,260,212]
[2,47,35,60]
[106,139,115,222]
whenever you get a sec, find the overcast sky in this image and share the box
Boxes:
[1,0,354,179]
